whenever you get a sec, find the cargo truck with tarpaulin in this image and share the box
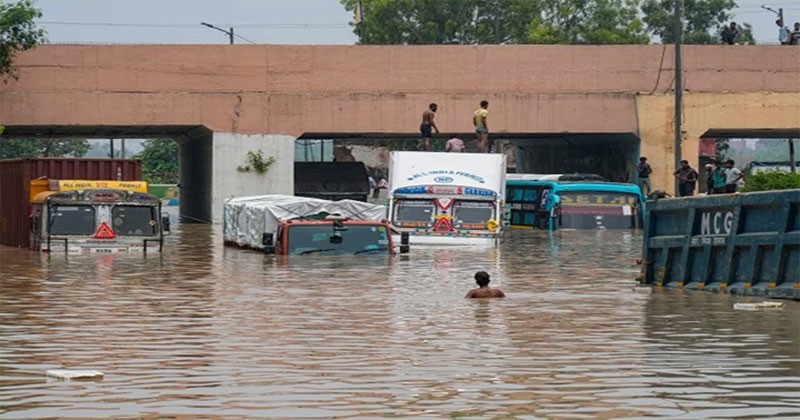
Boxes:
[387,151,507,246]
[223,194,407,255]
[28,180,170,253]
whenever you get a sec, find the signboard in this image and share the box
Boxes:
[389,152,507,199]
[50,180,149,193]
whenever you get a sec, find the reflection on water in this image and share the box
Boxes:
[1,226,798,419]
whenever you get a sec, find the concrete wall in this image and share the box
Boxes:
[636,92,800,193]
[3,45,797,137]
[211,133,295,220]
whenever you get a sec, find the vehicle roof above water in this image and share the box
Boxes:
[286,220,389,226]
[31,188,160,204]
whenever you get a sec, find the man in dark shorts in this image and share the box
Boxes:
[420,103,439,151]
[465,271,506,299]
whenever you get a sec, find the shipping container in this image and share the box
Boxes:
[639,189,800,299]
[0,158,142,248]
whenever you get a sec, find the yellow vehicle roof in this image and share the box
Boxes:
[30,191,60,204]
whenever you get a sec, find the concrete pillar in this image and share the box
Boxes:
[179,131,213,223]
[211,133,295,222]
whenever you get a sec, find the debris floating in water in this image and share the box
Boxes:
[733,301,785,311]
[632,286,652,294]
[46,370,104,380]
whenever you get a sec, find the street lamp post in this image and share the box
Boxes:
[201,22,234,45]
[674,0,683,195]
[761,5,784,25]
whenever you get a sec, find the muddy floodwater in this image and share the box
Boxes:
[1,224,798,419]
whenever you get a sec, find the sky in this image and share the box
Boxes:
[30,0,800,46]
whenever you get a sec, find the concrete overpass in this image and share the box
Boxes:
[1,45,798,221]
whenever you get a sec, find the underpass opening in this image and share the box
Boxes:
[0,125,213,224]
[513,133,640,182]
[699,128,800,193]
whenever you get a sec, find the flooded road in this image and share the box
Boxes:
[1,225,798,419]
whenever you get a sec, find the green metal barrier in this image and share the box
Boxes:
[639,189,800,298]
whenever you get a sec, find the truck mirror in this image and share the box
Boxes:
[400,231,410,253]
[329,234,343,244]
[262,233,274,246]
[161,213,171,234]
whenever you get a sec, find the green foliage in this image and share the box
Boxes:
[526,0,649,44]
[136,138,179,184]
[0,0,47,80]
[742,171,800,192]
[0,138,90,159]
[641,0,754,44]
[340,0,648,45]
[237,150,276,174]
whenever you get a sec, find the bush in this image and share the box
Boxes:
[742,171,800,192]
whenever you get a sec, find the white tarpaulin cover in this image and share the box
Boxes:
[388,151,507,199]
[223,195,386,249]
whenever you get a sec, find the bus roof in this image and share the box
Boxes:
[506,179,643,197]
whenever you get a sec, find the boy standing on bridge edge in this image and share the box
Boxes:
[636,157,652,195]
[473,100,489,153]
[420,103,439,151]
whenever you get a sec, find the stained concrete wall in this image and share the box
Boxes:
[211,133,295,220]
[636,92,800,193]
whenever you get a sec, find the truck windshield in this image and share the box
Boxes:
[287,224,391,255]
[559,191,641,229]
[393,200,434,225]
[49,205,96,235]
[452,201,495,226]
[112,206,157,236]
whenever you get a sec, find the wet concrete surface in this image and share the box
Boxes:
[1,225,798,419]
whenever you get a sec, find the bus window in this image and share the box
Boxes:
[112,206,157,236]
[49,205,95,235]
[393,200,435,227]
[558,192,641,229]
[507,186,550,228]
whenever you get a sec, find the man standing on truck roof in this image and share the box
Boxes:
[473,100,490,153]
[420,103,439,151]
[466,271,506,299]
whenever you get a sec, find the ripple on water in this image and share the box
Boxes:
[1,227,798,419]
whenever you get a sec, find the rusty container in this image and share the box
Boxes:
[0,158,142,248]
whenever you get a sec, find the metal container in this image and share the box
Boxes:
[0,158,142,248]
[639,190,800,298]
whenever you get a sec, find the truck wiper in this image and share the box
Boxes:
[353,246,389,255]
[298,248,336,255]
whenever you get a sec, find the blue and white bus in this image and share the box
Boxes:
[506,174,645,230]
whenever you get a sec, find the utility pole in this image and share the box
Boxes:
[201,22,235,45]
[674,0,683,195]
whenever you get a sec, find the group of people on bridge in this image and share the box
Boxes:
[419,100,491,154]
[637,157,744,198]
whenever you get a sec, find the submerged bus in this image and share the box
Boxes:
[506,174,645,230]
[29,180,170,253]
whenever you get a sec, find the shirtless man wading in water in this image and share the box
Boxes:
[420,103,439,151]
[466,271,506,299]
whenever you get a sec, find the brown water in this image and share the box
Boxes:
[1,224,798,419]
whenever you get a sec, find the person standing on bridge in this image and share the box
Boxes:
[724,159,743,193]
[473,100,490,153]
[673,160,698,197]
[420,103,439,151]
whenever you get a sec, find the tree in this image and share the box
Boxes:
[642,0,755,44]
[340,0,648,45]
[526,0,649,44]
[0,138,90,159]
[0,0,47,80]
[136,138,179,184]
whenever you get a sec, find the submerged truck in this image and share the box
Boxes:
[29,179,170,253]
[387,151,507,246]
[223,195,408,255]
